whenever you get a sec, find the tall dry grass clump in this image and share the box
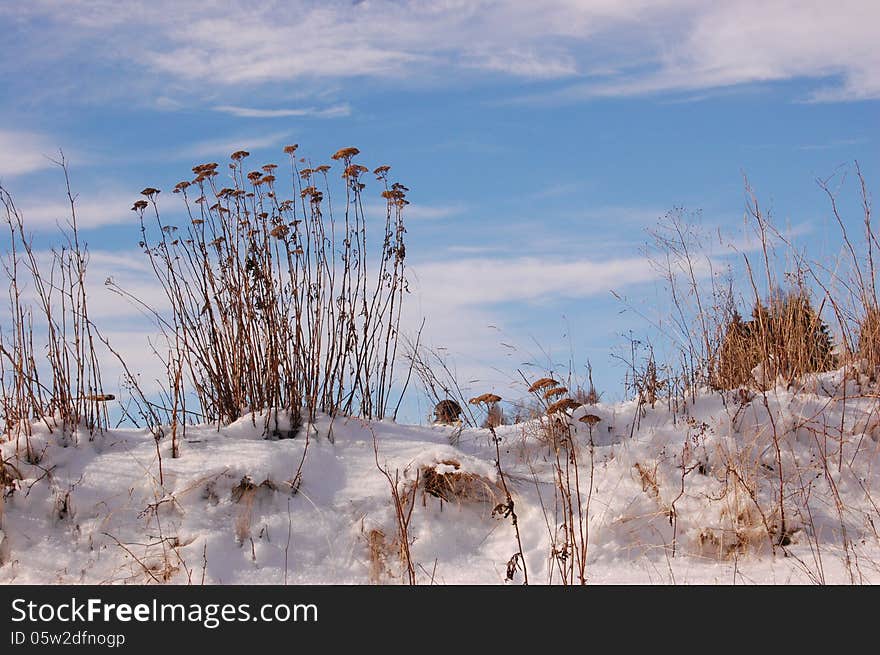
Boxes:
[127,145,409,432]
[713,291,834,390]
[1,160,110,455]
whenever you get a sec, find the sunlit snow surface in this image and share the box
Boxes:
[2,370,880,584]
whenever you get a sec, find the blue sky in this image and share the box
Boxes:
[1,1,877,420]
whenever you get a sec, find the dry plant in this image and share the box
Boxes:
[127,145,409,432]
[420,458,503,507]
[1,158,111,455]
[371,429,418,584]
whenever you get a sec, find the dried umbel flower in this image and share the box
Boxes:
[578,413,602,428]
[543,386,568,399]
[528,377,559,393]
[299,168,313,179]
[247,171,262,183]
[173,181,191,194]
[331,146,360,161]
[300,186,318,198]
[382,189,406,202]
[192,163,219,175]
[261,164,278,173]
[140,187,160,198]
[469,393,502,405]
[314,164,331,174]
[283,144,299,154]
[270,225,289,239]
[131,200,148,211]
[217,187,235,199]
[343,164,369,178]
[231,150,250,161]
[373,165,391,176]
[261,174,276,185]
[546,398,581,414]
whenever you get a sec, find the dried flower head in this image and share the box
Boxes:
[343,164,369,178]
[314,164,331,174]
[131,200,148,211]
[299,168,313,179]
[543,386,568,399]
[546,398,581,414]
[469,393,502,405]
[579,414,602,426]
[331,146,360,161]
[231,150,250,161]
[283,144,299,154]
[528,377,559,393]
[373,165,391,176]
[140,187,160,198]
[246,171,262,183]
[173,181,191,194]
[270,225,289,239]
[261,164,278,173]
[192,163,219,175]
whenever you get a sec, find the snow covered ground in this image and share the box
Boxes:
[2,369,880,585]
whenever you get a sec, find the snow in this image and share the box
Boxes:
[2,370,880,585]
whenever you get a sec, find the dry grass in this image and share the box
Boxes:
[365,528,392,584]
[420,459,504,507]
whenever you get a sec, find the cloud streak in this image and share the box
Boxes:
[4,1,878,105]
[213,104,351,119]
[0,130,59,177]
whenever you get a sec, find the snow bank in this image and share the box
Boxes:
[2,372,880,584]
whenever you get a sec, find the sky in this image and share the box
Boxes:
[1,1,878,422]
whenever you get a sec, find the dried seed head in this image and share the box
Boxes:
[270,225,289,239]
[546,398,581,414]
[131,200,148,211]
[331,146,360,161]
[192,163,218,175]
[173,181,191,193]
[283,144,299,154]
[543,386,568,399]
[314,164,331,174]
[528,377,559,393]
[579,414,602,426]
[231,150,250,161]
[469,393,502,405]
[261,164,278,173]
[343,164,369,178]
[373,165,391,176]
[140,187,160,198]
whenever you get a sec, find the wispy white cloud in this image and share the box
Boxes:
[0,130,58,177]
[213,104,351,119]
[365,201,465,222]
[5,1,878,104]
[16,192,135,230]
[409,255,659,309]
